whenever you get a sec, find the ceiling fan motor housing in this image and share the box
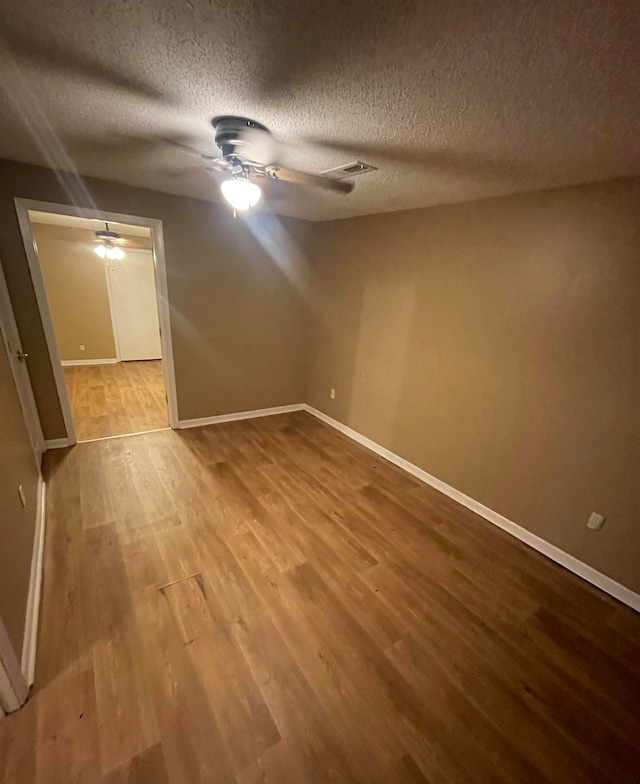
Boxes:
[95,221,122,241]
[212,115,269,160]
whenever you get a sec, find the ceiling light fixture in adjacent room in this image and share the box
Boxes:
[94,240,125,260]
[94,222,126,260]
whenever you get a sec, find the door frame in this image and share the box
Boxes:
[0,256,45,465]
[14,198,179,441]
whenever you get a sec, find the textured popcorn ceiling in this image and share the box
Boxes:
[0,1,639,221]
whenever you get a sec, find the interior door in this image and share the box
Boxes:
[0,257,39,710]
[107,249,162,361]
[0,258,44,461]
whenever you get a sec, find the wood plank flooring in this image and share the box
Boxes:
[2,411,640,783]
[63,360,168,441]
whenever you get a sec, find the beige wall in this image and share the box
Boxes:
[0,159,311,439]
[307,178,640,593]
[0,302,39,657]
[33,224,117,361]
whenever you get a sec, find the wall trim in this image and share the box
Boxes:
[177,403,305,430]
[44,437,74,450]
[21,477,46,686]
[60,358,118,367]
[302,405,640,614]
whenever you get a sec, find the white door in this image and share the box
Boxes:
[107,249,162,361]
[0,258,44,462]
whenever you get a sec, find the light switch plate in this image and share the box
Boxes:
[587,512,606,531]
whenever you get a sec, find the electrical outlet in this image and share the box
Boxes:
[587,512,606,531]
[80,344,85,351]
[330,388,336,399]
[18,484,26,507]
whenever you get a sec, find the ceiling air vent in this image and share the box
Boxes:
[320,161,378,180]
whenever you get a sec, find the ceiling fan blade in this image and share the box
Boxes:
[92,235,151,250]
[111,237,134,246]
[156,135,216,159]
[161,160,232,181]
[118,239,151,249]
[203,159,232,172]
[266,165,353,194]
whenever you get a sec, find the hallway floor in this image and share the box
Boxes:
[1,412,639,783]
[63,360,168,441]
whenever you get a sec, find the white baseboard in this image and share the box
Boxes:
[61,358,118,366]
[302,405,640,613]
[44,437,74,450]
[177,403,305,430]
[21,477,46,686]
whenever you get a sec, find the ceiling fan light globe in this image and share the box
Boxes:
[94,244,108,258]
[105,245,125,260]
[220,178,262,211]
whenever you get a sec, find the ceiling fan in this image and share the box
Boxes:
[93,222,144,260]
[168,116,355,213]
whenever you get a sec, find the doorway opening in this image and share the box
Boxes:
[15,200,178,444]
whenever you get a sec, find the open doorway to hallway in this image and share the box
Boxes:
[23,209,170,442]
